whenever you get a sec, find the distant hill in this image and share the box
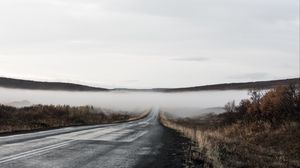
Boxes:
[0,77,108,91]
[0,77,299,92]
[155,78,300,92]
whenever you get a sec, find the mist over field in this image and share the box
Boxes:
[0,0,298,167]
[0,87,249,116]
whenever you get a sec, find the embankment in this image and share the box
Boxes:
[0,104,150,134]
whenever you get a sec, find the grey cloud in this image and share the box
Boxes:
[0,0,298,88]
[172,57,209,62]
[120,80,139,83]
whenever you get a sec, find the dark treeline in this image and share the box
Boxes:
[0,77,107,91]
[0,104,145,133]
[0,77,298,92]
[158,78,299,92]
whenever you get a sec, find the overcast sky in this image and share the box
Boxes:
[0,0,299,88]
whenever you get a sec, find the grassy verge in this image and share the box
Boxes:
[160,85,300,167]
[0,104,149,134]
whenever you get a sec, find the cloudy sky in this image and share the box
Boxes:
[0,0,299,88]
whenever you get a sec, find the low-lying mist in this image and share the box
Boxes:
[0,87,249,117]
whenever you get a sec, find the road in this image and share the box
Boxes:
[0,108,190,168]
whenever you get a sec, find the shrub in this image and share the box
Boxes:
[224,100,236,113]
[0,104,145,133]
[225,84,300,123]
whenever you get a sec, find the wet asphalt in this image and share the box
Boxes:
[0,108,195,168]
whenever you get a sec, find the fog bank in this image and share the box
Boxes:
[0,87,249,117]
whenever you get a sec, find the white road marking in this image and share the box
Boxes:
[137,147,152,155]
[96,129,134,141]
[0,127,74,140]
[0,140,75,164]
[120,131,148,142]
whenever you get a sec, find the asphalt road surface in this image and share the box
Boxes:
[0,108,191,168]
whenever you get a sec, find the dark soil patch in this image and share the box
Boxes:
[134,125,205,168]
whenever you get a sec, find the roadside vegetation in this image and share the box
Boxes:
[160,85,300,167]
[0,104,149,134]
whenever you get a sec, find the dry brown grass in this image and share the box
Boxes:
[160,85,300,168]
[0,104,150,134]
[160,112,300,168]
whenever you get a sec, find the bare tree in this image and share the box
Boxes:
[225,100,236,113]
